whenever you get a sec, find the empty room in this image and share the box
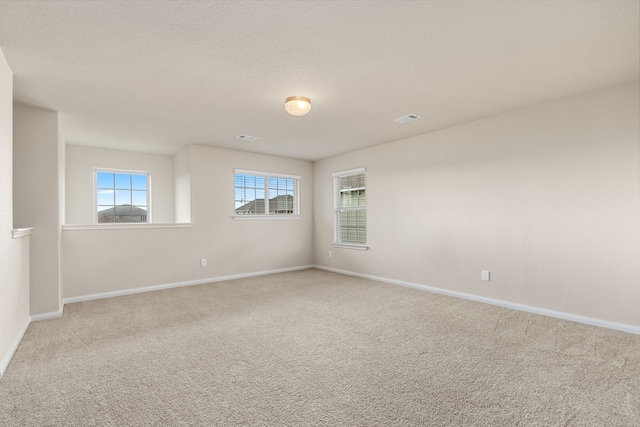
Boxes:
[1,1,639,425]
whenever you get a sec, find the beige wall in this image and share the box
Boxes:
[8,72,637,344]
[13,103,64,316]
[65,145,175,224]
[314,82,640,328]
[173,145,191,223]
[62,145,313,299]
[0,48,30,377]
[58,116,65,312]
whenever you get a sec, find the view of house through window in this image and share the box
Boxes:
[96,170,149,223]
[333,168,366,245]
[234,170,299,216]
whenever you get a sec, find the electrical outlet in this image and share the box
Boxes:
[481,270,490,281]
[329,250,332,258]
[200,258,207,267]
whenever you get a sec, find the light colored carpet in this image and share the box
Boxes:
[1,269,639,426]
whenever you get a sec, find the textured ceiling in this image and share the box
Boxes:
[0,0,638,161]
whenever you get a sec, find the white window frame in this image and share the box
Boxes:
[233,169,301,220]
[94,168,152,224]
[333,167,368,250]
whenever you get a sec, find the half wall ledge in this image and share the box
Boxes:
[12,227,34,238]
[62,223,192,231]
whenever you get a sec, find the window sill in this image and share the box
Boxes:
[332,243,369,251]
[233,215,300,221]
[62,223,192,231]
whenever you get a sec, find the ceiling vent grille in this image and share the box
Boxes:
[394,114,421,124]
[236,135,258,141]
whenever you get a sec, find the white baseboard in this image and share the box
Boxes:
[63,265,315,304]
[1,310,65,379]
[314,265,640,336]
[30,310,64,322]
[0,318,30,378]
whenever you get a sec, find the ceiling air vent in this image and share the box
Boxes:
[394,114,422,124]
[236,135,258,141]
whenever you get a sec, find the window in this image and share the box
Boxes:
[95,170,150,223]
[333,167,366,248]
[234,170,300,218]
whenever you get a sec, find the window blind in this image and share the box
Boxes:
[333,167,366,245]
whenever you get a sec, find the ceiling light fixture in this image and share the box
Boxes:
[284,96,312,116]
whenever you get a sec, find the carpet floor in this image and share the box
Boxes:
[1,269,639,426]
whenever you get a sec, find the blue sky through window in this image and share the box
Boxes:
[96,171,149,222]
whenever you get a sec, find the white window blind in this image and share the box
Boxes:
[333,167,366,247]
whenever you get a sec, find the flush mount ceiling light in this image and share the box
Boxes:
[284,96,312,116]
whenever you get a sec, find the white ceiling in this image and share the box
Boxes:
[0,1,638,161]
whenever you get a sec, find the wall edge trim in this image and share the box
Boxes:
[63,265,315,304]
[30,310,64,322]
[313,265,640,336]
[0,318,30,379]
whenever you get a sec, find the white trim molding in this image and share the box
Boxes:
[30,310,64,322]
[12,227,34,238]
[64,265,314,304]
[233,214,300,221]
[332,167,366,177]
[313,265,640,336]
[332,243,368,251]
[0,318,30,378]
[235,169,300,181]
